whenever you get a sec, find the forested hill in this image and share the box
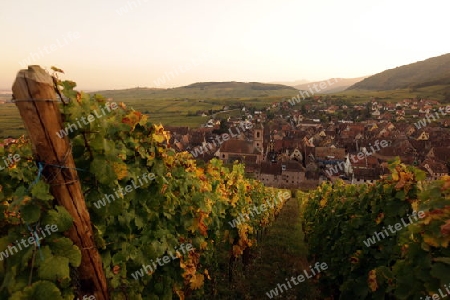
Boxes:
[347,53,450,90]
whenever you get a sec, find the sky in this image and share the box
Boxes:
[0,0,448,90]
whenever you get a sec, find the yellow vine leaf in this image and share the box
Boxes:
[122,111,143,129]
[196,211,208,236]
[152,124,170,144]
[199,241,208,250]
[411,201,419,212]
[233,245,243,256]
[392,172,399,181]
[189,273,204,290]
[152,133,166,144]
[180,258,196,278]
[112,162,128,180]
[441,175,450,191]
[204,269,211,280]
[375,213,384,224]
[174,289,185,300]
[423,235,440,247]
[368,269,378,292]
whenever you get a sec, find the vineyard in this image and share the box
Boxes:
[301,161,450,299]
[0,68,289,299]
[1,66,450,300]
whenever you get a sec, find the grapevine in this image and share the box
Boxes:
[301,159,450,299]
[0,73,289,299]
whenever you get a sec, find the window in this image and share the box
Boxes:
[256,131,260,138]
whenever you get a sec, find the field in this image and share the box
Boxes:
[0,82,298,138]
[333,84,450,103]
[1,83,449,138]
[0,94,24,138]
[94,82,299,127]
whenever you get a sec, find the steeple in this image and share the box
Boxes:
[253,123,263,150]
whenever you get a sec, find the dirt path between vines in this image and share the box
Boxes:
[218,197,322,299]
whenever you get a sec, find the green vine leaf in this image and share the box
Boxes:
[37,247,70,281]
[47,237,81,267]
[90,157,116,184]
[31,181,54,201]
[42,206,73,232]
[21,204,41,224]
[10,280,63,300]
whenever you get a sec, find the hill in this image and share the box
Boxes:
[95,81,298,100]
[347,53,450,90]
[87,82,298,130]
[294,76,367,93]
[334,84,450,104]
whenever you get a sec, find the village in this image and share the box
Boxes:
[166,96,450,189]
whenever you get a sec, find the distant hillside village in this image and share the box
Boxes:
[165,97,450,189]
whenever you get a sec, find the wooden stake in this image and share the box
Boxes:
[12,65,109,300]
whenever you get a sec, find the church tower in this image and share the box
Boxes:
[253,124,263,150]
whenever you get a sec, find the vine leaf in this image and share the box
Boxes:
[42,206,73,232]
[430,263,450,283]
[31,181,54,201]
[189,273,204,290]
[21,204,41,223]
[47,237,81,267]
[10,280,63,300]
[39,259,70,282]
[90,158,116,184]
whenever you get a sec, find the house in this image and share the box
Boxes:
[257,161,305,188]
[327,105,339,114]
[258,162,282,186]
[280,161,306,187]
[425,147,450,163]
[351,155,383,183]
[419,159,448,180]
[384,103,396,112]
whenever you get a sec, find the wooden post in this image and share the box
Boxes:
[12,66,109,300]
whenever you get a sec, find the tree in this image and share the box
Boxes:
[213,119,229,135]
